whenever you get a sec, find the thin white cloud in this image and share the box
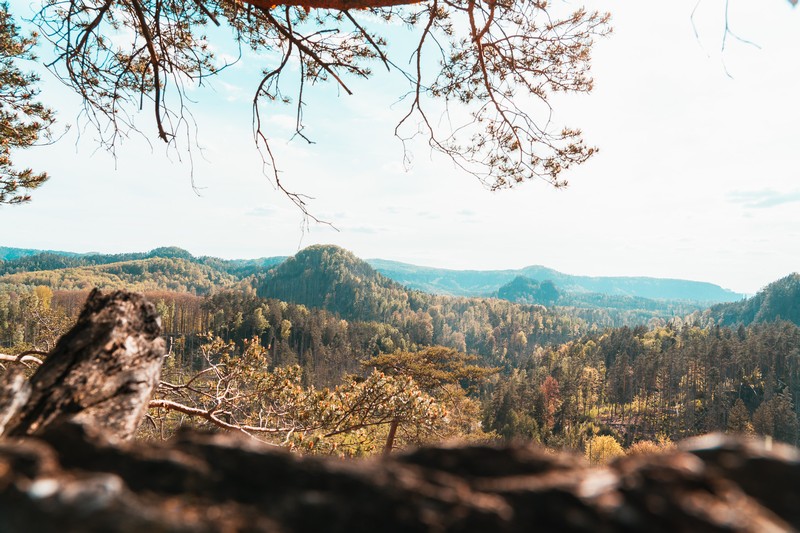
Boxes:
[728,189,800,209]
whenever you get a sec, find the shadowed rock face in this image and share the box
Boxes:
[0,423,797,533]
[0,291,798,532]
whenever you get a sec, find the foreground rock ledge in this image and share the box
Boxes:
[0,423,798,533]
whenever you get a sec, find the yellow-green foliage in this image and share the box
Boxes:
[147,337,490,456]
[365,346,497,393]
[626,436,674,456]
[0,258,238,294]
[626,440,662,456]
[727,398,755,435]
[585,435,625,465]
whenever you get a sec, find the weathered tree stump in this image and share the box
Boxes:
[0,290,165,441]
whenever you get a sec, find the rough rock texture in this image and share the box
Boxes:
[0,290,165,440]
[686,434,800,528]
[0,423,797,533]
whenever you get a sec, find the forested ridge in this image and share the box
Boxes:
[496,275,709,323]
[0,246,286,279]
[1,243,799,457]
[702,273,800,327]
[0,245,742,303]
[0,257,243,294]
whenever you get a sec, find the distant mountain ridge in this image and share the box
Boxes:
[495,275,708,318]
[1,244,743,303]
[0,246,286,279]
[0,246,83,261]
[0,246,287,295]
[367,259,744,303]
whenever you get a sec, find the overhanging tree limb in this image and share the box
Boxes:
[26,0,610,217]
[243,0,423,10]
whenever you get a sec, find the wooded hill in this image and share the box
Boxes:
[1,245,742,303]
[258,245,412,323]
[702,274,800,327]
[0,257,241,294]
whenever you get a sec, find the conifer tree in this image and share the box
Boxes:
[753,399,775,438]
[0,4,53,204]
[772,390,799,445]
[727,398,754,435]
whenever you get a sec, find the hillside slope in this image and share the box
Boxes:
[259,245,412,322]
[0,257,240,294]
[0,247,286,280]
[706,273,800,326]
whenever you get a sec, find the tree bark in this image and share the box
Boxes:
[383,418,399,455]
[1,290,166,441]
[0,366,30,435]
[241,0,422,12]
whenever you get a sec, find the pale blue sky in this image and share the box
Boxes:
[1,0,798,294]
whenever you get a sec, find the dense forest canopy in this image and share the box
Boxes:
[2,243,799,457]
